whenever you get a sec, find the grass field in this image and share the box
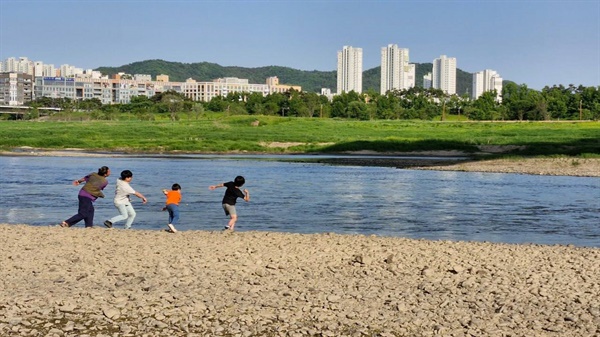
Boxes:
[1,116,598,157]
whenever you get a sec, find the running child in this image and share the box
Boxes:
[162,183,182,233]
[209,176,250,231]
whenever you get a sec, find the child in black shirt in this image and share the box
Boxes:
[209,176,250,230]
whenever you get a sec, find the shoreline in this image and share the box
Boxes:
[1,224,598,336]
[2,147,599,177]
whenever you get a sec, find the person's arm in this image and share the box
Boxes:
[209,183,225,190]
[243,189,250,202]
[134,191,147,204]
[73,175,89,186]
[162,189,169,195]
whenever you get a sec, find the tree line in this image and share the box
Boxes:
[21,83,600,121]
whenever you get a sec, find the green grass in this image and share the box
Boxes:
[1,116,599,157]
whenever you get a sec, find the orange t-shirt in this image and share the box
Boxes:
[165,190,181,205]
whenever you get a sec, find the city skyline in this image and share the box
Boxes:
[1,1,599,90]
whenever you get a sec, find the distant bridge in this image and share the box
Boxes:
[0,105,62,118]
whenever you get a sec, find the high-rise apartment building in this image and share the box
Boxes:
[34,61,44,77]
[42,64,56,77]
[472,69,503,102]
[423,72,432,89]
[380,44,415,94]
[337,46,363,94]
[59,64,83,78]
[1,57,34,75]
[432,55,456,95]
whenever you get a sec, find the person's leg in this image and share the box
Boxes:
[166,204,178,233]
[107,203,129,226]
[64,195,89,227]
[171,205,180,226]
[80,197,95,228]
[167,206,174,224]
[63,213,82,227]
[123,204,136,229]
[228,214,238,230]
[61,195,89,227]
[223,204,237,230]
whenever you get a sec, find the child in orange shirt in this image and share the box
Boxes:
[162,183,181,233]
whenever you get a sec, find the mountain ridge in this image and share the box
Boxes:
[95,59,474,95]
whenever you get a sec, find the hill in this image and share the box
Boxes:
[95,59,474,95]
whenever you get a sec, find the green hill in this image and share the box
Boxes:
[95,59,474,95]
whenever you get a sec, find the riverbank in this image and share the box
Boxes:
[3,147,597,177]
[311,155,600,177]
[0,224,598,336]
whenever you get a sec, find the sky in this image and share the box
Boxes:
[1,0,599,90]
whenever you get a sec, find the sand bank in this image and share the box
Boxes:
[1,224,598,336]
[311,156,600,177]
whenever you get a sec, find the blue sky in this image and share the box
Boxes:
[1,0,598,90]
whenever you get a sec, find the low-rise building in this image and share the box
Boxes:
[182,77,270,102]
[0,72,34,105]
[266,76,301,94]
[34,76,182,104]
[33,75,298,104]
[4,57,303,105]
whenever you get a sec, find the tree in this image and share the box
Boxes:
[191,103,205,120]
[472,91,500,120]
[301,92,320,117]
[347,101,369,120]
[159,93,184,120]
[542,86,569,119]
[331,101,346,118]
[245,92,265,115]
[502,83,537,120]
[207,96,228,112]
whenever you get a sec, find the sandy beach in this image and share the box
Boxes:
[0,225,598,336]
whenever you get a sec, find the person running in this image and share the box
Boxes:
[104,170,147,229]
[59,166,111,228]
[162,183,182,233]
[209,176,250,231]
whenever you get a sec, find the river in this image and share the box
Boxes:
[0,155,598,247]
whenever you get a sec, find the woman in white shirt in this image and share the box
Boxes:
[104,170,147,229]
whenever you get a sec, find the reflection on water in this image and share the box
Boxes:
[0,155,598,247]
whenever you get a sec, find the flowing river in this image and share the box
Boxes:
[1,155,598,247]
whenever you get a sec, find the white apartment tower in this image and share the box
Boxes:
[43,64,56,77]
[59,64,84,78]
[1,57,34,75]
[423,72,432,89]
[337,46,363,94]
[2,57,16,72]
[432,55,457,95]
[380,44,415,94]
[472,69,503,102]
[34,61,44,77]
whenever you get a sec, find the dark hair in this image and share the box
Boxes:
[172,183,181,190]
[98,166,110,176]
[120,170,133,180]
[234,176,245,187]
